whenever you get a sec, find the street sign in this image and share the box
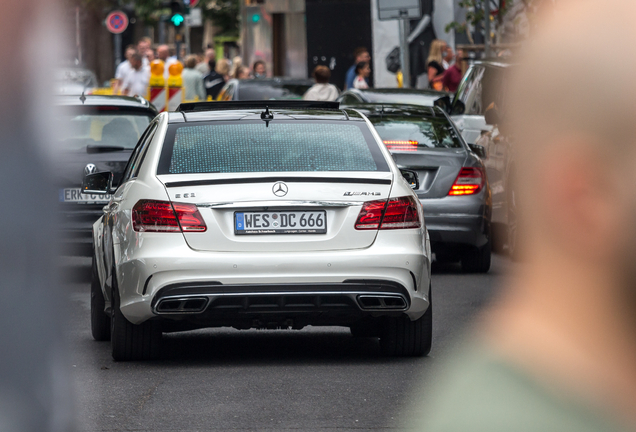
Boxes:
[187,8,202,27]
[377,0,422,21]
[105,11,129,34]
[188,0,200,7]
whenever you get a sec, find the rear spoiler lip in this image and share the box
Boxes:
[164,176,392,188]
[177,100,340,112]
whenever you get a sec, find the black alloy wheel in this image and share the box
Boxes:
[380,285,432,356]
[110,268,162,361]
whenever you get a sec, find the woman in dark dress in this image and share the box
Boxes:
[426,39,447,91]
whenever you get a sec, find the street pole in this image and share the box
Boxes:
[185,21,191,56]
[114,33,122,73]
[399,17,411,88]
[484,0,491,58]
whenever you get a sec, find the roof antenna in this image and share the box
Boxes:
[261,105,274,127]
[79,91,86,105]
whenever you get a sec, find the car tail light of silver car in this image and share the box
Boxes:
[448,167,485,196]
[132,200,207,232]
[355,196,421,230]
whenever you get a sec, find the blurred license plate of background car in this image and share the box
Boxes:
[235,211,327,235]
[60,188,111,204]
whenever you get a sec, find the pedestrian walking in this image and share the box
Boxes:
[345,47,371,90]
[120,52,149,97]
[238,66,251,79]
[157,44,178,79]
[426,40,447,91]
[303,66,340,101]
[182,55,206,102]
[204,58,229,100]
[353,62,370,89]
[136,37,152,67]
[113,45,136,94]
[442,49,463,92]
[253,60,267,78]
[229,56,244,79]
[196,48,215,75]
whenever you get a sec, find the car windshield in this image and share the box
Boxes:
[57,109,153,151]
[158,120,389,174]
[238,83,313,100]
[368,115,463,150]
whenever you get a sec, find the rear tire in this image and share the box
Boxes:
[111,270,161,361]
[91,255,111,341]
[461,241,491,273]
[380,288,432,356]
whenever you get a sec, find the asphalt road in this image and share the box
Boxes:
[63,254,509,431]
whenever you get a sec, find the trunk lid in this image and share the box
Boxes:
[158,172,394,252]
[391,148,467,198]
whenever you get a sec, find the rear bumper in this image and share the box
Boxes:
[420,194,491,250]
[106,230,431,326]
[150,280,411,330]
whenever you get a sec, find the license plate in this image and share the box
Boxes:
[235,211,327,235]
[59,188,111,204]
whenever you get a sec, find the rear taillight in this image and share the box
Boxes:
[355,196,421,230]
[132,200,207,232]
[383,140,418,151]
[448,167,485,196]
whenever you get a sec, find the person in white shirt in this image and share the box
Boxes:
[157,44,178,79]
[303,65,340,101]
[121,52,149,97]
[353,62,370,89]
[113,45,136,94]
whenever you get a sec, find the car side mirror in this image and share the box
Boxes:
[434,95,452,114]
[82,171,114,195]
[451,100,465,116]
[469,144,487,159]
[400,169,420,190]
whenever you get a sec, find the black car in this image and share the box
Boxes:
[337,88,450,107]
[217,78,315,101]
[348,103,492,272]
[56,95,158,255]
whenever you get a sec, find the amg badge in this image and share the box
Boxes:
[343,192,381,196]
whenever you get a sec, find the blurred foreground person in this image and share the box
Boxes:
[303,65,339,101]
[408,1,636,431]
[0,0,72,430]
[253,60,267,78]
[204,58,229,100]
[120,52,149,97]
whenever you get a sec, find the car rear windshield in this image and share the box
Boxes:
[58,107,153,151]
[368,115,464,149]
[157,120,389,174]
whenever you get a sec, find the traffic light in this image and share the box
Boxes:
[169,0,185,27]
[170,13,184,26]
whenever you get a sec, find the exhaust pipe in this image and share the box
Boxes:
[155,297,208,313]
[357,295,407,310]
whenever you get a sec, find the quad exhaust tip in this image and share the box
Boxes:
[156,297,208,313]
[357,295,407,310]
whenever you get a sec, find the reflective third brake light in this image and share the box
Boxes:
[448,167,485,196]
[355,196,421,230]
[383,140,418,151]
[133,200,207,232]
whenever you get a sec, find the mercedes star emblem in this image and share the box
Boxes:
[272,181,288,197]
[84,163,97,176]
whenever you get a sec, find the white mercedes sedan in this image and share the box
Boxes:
[83,100,432,361]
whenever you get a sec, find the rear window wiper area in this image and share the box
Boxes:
[87,145,126,153]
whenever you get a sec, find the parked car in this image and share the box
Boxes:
[217,78,315,101]
[337,88,450,107]
[55,67,99,95]
[436,59,515,255]
[84,100,433,361]
[346,103,492,272]
[56,94,158,255]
